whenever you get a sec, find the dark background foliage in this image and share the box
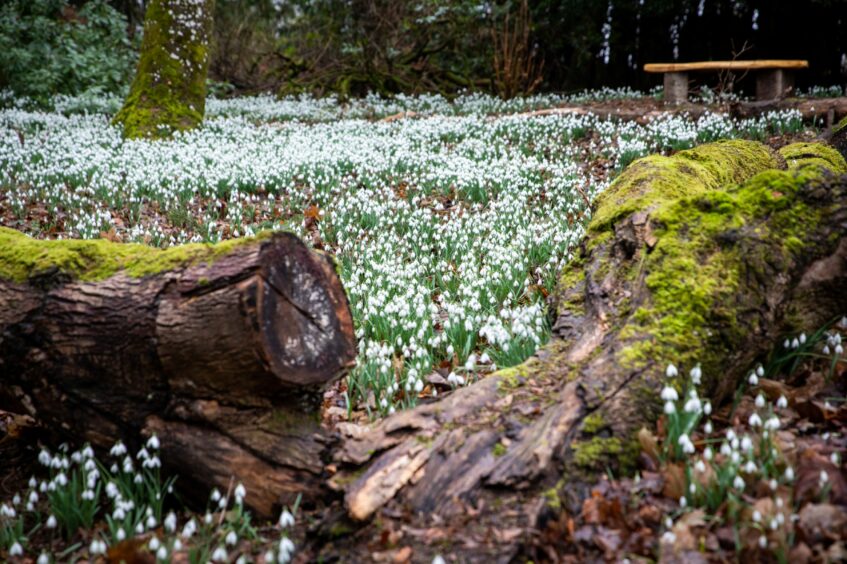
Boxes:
[1,0,845,100]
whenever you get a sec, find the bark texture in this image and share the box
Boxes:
[0,229,356,517]
[308,140,847,562]
[113,0,214,138]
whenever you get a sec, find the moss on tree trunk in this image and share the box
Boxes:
[113,0,214,139]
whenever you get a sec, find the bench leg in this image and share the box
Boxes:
[663,72,688,104]
[756,69,794,100]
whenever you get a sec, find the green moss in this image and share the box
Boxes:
[615,145,846,383]
[0,227,273,283]
[589,140,779,232]
[581,411,606,434]
[492,442,507,457]
[113,0,214,139]
[542,482,564,510]
[495,363,531,392]
[833,116,847,134]
[778,142,847,173]
[572,436,623,468]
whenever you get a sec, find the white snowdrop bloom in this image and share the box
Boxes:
[89,539,107,555]
[146,515,157,529]
[204,512,213,525]
[744,461,757,474]
[234,482,246,503]
[46,514,57,528]
[689,365,702,385]
[660,386,679,402]
[764,416,780,431]
[740,436,753,452]
[164,511,177,532]
[755,394,766,408]
[784,466,795,481]
[832,452,840,465]
[684,397,702,413]
[748,413,762,427]
[661,531,676,544]
[110,441,127,457]
[665,364,678,378]
[134,474,143,484]
[703,420,713,434]
[37,552,50,564]
[147,435,161,450]
[756,365,764,377]
[28,491,39,504]
[703,447,714,461]
[0,504,15,518]
[279,509,295,528]
[791,338,800,349]
[135,521,145,534]
[156,546,168,560]
[211,546,228,562]
[733,475,746,490]
[799,333,807,345]
[113,507,126,520]
[820,470,830,484]
[28,476,37,489]
[225,530,238,545]
[54,472,68,487]
[210,488,222,502]
[769,479,778,491]
[82,445,94,459]
[182,518,197,538]
[149,537,161,551]
[748,372,759,386]
[81,489,95,501]
[265,550,276,563]
[679,496,687,508]
[752,510,762,522]
[432,557,447,564]
[9,542,23,556]
[695,460,706,473]
[758,535,767,548]
[703,401,712,416]
[776,395,788,409]
[116,528,126,541]
[12,494,20,506]
[664,401,676,415]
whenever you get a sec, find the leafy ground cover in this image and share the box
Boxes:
[1,91,844,562]
[0,92,807,418]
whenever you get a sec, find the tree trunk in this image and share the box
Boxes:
[310,140,847,561]
[113,0,214,139]
[0,229,356,518]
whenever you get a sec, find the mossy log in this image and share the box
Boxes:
[305,140,847,561]
[113,0,214,139]
[0,229,356,517]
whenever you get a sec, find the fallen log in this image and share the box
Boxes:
[312,140,847,561]
[0,230,356,516]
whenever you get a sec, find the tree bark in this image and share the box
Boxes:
[0,229,356,517]
[113,0,214,138]
[309,140,847,562]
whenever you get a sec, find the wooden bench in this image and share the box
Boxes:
[644,60,809,103]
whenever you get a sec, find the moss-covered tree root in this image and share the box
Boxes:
[0,229,356,517]
[312,140,847,562]
[113,0,214,139]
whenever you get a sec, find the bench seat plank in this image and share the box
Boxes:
[645,60,808,73]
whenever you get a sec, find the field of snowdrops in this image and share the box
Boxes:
[0,92,807,416]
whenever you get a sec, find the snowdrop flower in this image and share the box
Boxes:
[784,466,795,481]
[182,518,197,538]
[110,441,127,457]
[204,512,213,525]
[744,460,757,474]
[756,365,764,377]
[703,401,712,416]
[147,435,160,450]
[46,514,57,528]
[135,522,145,534]
[9,542,23,556]
[703,447,713,461]
[234,482,246,504]
[279,509,295,528]
[755,394,766,408]
[89,539,107,555]
[733,475,746,490]
[748,372,759,386]
[156,546,168,560]
[820,470,829,484]
[684,397,702,413]
[210,488,222,502]
[661,531,676,544]
[116,528,126,541]
[764,416,780,431]
[211,546,228,562]
[703,420,713,434]
[225,530,238,545]
[664,401,676,415]
[690,364,702,385]
[752,510,762,522]
[748,413,762,427]
[679,496,687,508]
[740,436,753,452]
[37,553,50,564]
[432,557,447,564]
[149,537,161,551]
[164,511,177,533]
[661,386,679,401]
[695,460,706,473]
[146,515,157,529]
[776,395,788,409]
[758,535,767,548]
[28,476,37,489]
[665,364,678,378]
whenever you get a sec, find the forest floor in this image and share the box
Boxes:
[1,92,846,562]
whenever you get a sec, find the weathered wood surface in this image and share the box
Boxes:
[0,230,356,517]
[307,140,847,562]
[644,60,809,73]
